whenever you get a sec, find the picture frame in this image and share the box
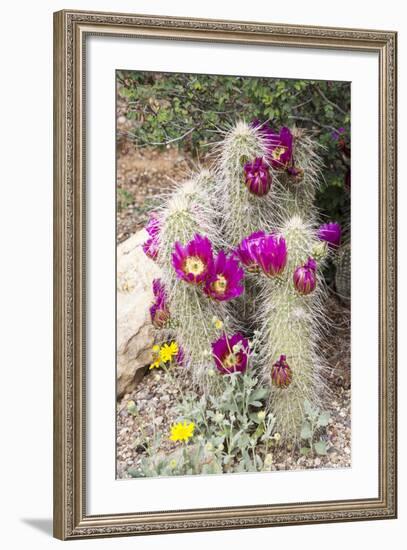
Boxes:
[53,9,397,540]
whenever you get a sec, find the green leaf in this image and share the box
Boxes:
[314,441,328,455]
[300,422,312,440]
[300,447,311,456]
[249,400,263,408]
[317,411,330,427]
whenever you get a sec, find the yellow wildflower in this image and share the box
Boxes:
[212,317,224,330]
[149,357,161,370]
[159,341,179,363]
[149,346,161,370]
[169,421,195,442]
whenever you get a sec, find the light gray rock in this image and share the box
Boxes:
[117,230,161,398]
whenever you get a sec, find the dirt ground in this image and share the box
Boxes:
[116,145,196,243]
[115,140,351,478]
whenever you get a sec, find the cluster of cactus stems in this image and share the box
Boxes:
[142,121,341,441]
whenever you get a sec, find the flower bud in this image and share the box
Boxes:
[271,355,292,388]
[243,157,272,196]
[317,222,341,249]
[293,257,317,295]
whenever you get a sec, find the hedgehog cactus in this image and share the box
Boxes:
[335,242,351,304]
[215,121,276,246]
[141,120,340,443]
[156,171,234,386]
[255,216,330,441]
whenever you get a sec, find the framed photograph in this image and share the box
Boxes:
[53,9,397,540]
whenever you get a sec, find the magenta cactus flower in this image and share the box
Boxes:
[145,214,160,238]
[204,251,244,302]
[252,234,287,277]
[250,118,273,135]
[317,222,342,249]
[150,279,169,328]
[243,157,272,196]
[143,237,159,260]
[171,234,214,285]
[211,332,250,374]
[293,257,317,295]
[142,214,160,260]
[234,231,266,272]
[251,120,294,170]
[271,354,292,388]
[266,127,293,169]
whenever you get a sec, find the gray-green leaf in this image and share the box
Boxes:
[300,422,312,440]
[314,440,328,455]
[317,412,330,427]
[250,387,268,401]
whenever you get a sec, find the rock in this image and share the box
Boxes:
[117,230,161,398]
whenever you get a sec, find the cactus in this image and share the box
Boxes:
[142,121,338,443]
[335,243,351,304]
[214,121,279,247]
[255,216,330,441]
[157,170,233,387]
[213,122,278,327]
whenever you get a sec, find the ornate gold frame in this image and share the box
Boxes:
[53,9,397,540]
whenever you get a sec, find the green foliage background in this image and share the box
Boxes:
[117,71,350,226]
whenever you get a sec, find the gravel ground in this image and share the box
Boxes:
[116,294,351,479]
[117,374,350,479]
